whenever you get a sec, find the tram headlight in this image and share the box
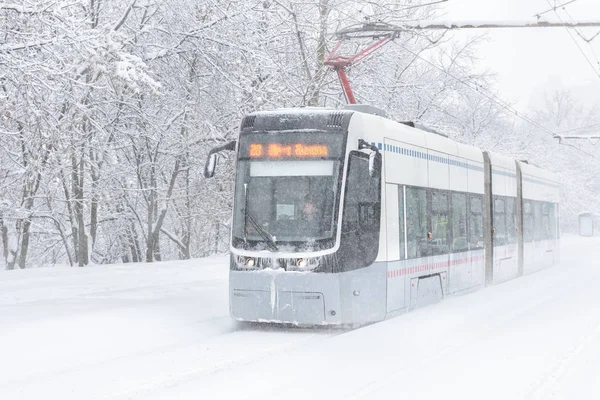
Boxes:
[293,257,319,271]
[235,256,259,269]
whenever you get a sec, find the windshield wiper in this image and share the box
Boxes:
[244,208,279,252]
[242,184,278,252]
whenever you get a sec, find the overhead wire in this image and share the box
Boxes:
[557,122,600,133]
[329,14,582,139]
[397,0,449,12]
[343,0,447,30]
[534,0,579,19]
[561,6,596,42]
[328,2,600,155]
[539,1,600,151]
[544,0,600,78]
[391,40,560,138]
[561,6,600,70]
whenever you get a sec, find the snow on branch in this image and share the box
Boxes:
[160,228,186,252]
[0,3,43,13]
[0,39,54,53]
[114,52,161,92]
[113,0,138,31]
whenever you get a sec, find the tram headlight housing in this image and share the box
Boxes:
[293,257,319,271]
[235,256,260,270]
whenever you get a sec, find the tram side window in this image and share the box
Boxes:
[555,203,559,239]
[398,187,406,260]
[451,193,468,252]
[505,197,516,244]
[524,201,533,242]
[469,195,484,250]
[542,202,557,240]
[533,202,543,241]
[406,187,428,258]
[493,197,507,246]
[550,203,558,240]
[430,192,450,255]
[541,202,550,240]
[339,152,382,271]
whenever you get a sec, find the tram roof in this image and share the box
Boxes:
[518,160,559,183]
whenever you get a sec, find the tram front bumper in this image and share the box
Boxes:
[229,270,342,325]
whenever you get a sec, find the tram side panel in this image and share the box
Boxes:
[518,161,560,274]
[492,168,519,283]
[555,203,561,264]
[381,130,486,310]
[461,145,486,290]
[382,133,429,313]
[516,163,525,276]
[484,152,520,284]
[447,151,471,293]
[425,134,453,299]
[425,135,472,296]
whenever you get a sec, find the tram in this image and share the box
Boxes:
[204,105,560,326]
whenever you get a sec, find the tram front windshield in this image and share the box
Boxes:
[232,134,344,251]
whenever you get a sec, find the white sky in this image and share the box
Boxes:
[440,0,600,110]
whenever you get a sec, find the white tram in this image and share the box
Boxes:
[204,105,560,326]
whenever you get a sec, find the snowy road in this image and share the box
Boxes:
[1,236,600,400]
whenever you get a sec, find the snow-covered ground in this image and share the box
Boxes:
[1,235,599,400]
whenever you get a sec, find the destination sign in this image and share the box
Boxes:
[248,143,329,159]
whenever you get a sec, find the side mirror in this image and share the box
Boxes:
[204,153,218,178]
[358,139,381,178]
[203,140,237,179]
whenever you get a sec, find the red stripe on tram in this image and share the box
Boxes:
[387,255,485,279]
